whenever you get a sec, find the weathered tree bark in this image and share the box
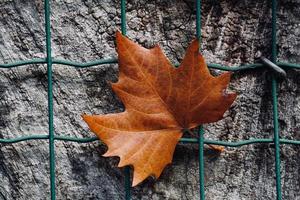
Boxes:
[0,0,300,199]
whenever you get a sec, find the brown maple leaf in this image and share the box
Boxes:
[82,31,237,186]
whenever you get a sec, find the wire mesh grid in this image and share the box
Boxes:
[0,0,300,199]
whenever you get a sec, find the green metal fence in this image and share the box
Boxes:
[0,0,300,199]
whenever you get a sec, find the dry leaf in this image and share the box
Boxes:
[82,31,236,186]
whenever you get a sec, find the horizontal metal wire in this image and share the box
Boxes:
[53,58,118,68]
[0,58,46,68]
[1,58,300,71]
[1,134,299,146]
[0,58,117,68]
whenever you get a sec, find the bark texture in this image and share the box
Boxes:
[0,0,300,199]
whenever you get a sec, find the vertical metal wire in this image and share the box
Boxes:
[44,0,56,199]
[198,127,205,200]
[121,0,127,35]
[196,0,205,199]
[272,78,282,200]
[124,166,131,200]
[271,0,282,199]
[271,0,278,62]
[196,0,202,44]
